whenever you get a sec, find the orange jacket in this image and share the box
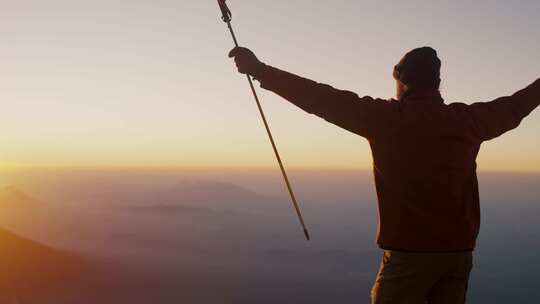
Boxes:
[257,66,539,252]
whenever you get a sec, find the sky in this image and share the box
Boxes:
[0,0,539,171]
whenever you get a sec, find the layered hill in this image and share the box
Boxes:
[0,227,92,304]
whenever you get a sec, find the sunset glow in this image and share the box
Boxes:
[0,1,538,171]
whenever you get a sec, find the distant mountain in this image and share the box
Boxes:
[130,203,212,214]
[157,180,268,203]
[152,181,284,215]
[0,185,38,205]
[0,186,45,232]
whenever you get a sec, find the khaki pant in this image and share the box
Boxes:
[371,251,473,304]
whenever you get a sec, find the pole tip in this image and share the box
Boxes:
[303,228,311,241]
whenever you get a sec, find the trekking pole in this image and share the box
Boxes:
[216,0,310,241]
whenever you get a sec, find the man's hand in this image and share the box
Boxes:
[228,47,266,77]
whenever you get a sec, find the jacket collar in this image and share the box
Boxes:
[400,90,444,104]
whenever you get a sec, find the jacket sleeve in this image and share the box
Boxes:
[467,79,540,141]
[255,65,394,138]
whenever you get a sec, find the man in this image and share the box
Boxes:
[228,46,539,303]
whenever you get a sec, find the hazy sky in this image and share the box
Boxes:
[1,1,539,171]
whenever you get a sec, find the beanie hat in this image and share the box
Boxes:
[393,47,441,90]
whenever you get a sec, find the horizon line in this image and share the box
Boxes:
[1,164,539,175]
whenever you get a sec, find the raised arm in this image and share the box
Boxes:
[229,47,394,138]
[467,79,540,141]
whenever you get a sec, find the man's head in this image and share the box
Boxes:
[393,47,441,99]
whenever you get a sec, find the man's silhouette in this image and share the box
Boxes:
[229,46,539,303]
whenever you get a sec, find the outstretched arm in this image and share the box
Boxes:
[467,78,540,141]
[229,47,394,138]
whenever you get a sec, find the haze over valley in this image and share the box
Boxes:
[0,169,538,303]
